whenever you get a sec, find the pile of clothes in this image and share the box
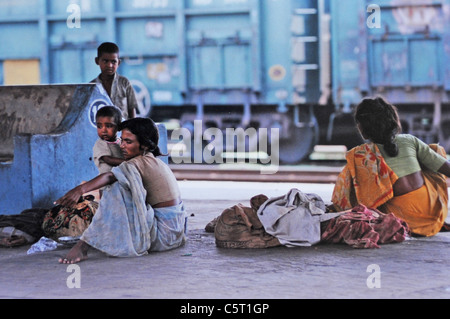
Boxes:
[320,204,409,249]
[207,188,410,249]
[0,208,48,248]
[0,195,97,249]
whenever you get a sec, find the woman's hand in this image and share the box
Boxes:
[54,185,85,208]
[54,172,117,208]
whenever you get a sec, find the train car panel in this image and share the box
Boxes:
[330,0,368,109]
[117,17,178,55]
[0,0,40,17]
[185,15,253,91]
[116,0,179,12]
[48,0,105,14]
[0,23,41,59]
[365,0,449,102]
[261,0,292,105]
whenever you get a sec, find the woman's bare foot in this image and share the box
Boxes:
[59,240,90,264]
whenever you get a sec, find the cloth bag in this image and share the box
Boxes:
[214,194,281,249]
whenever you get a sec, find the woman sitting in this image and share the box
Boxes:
[56,117,186,263]
[332,97,450,237]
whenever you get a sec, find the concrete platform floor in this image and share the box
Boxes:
[0,181,449,301]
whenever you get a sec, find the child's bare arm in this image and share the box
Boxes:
[100,155,125,167]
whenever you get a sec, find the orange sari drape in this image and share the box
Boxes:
[332,143,448,237]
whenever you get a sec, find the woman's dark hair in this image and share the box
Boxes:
[119,117,165,157]
[355,97,402,157]
[96,106,122,126]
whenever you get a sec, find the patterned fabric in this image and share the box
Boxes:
[321,204,409,248]
[81,162,186,257]
[332,143,449,237]
[42,195,98,240]
[331,143,398,211]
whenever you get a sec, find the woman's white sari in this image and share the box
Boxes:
[81,162,186,257]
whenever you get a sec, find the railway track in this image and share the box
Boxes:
[170,163,344,184]
[171,163,450,186]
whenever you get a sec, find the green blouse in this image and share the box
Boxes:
[376,134,447,178]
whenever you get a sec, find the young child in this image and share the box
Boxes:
[91,42,139,119]
[43,106,124,236]
[93,106,125,175]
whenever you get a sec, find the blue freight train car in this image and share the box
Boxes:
[0,0,449,164]
[331,0,450,152]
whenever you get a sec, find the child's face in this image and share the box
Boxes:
[96,116,118,142]
[95,52,120,77]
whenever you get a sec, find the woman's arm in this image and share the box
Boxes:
[438,161,450,177]
[55,172,117,208]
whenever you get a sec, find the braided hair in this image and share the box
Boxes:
[354,97,402,157]
[119,117,164,157]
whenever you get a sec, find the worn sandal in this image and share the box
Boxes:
[0,235,28,248]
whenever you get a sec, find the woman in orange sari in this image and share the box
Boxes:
[332,97,450,237]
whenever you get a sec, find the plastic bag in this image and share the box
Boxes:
[27,236,60,255]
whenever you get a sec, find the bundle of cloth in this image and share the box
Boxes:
[320,204,409,249]
[0,208,48,248]
[207,188,409,249]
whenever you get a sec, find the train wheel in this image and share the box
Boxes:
[278,115,319,165]
[131,79,152,117]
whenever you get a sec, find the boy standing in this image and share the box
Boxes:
[91,42,138,119]
[93,106,125,175]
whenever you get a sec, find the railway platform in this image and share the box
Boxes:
[1,180,450,302]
